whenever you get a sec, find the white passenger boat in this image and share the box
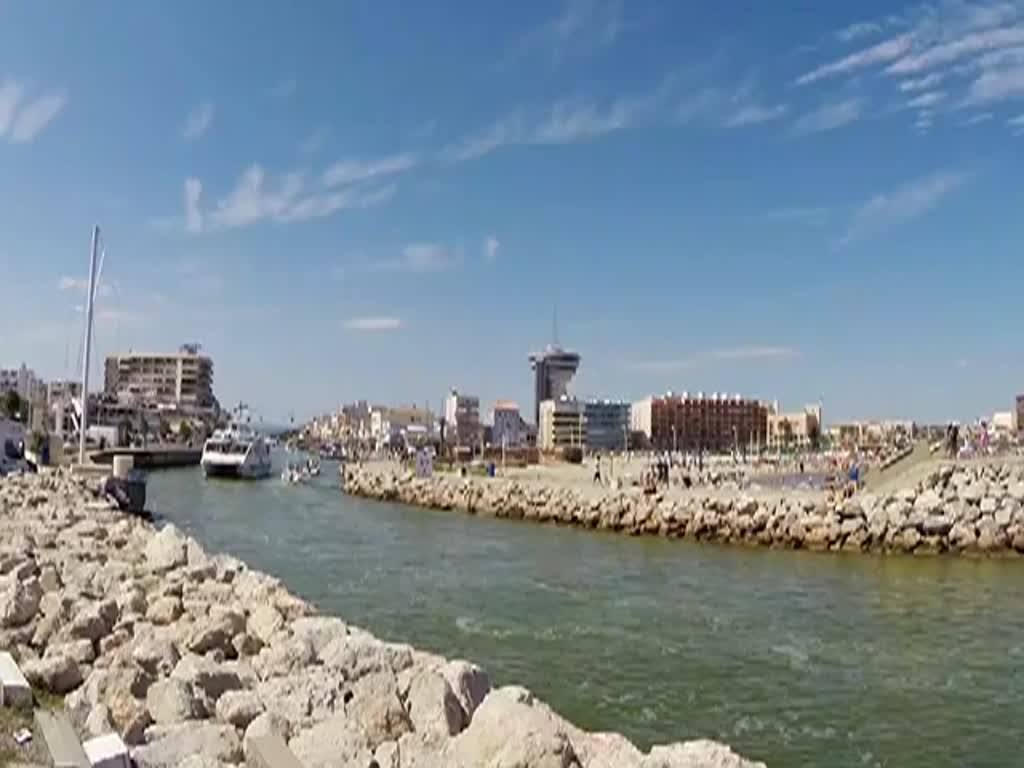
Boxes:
[201,424,273,479]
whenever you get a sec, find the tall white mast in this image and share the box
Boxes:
[79,225,100,465]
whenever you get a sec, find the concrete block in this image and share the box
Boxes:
[246,733,304,768]
[0,651,33,708]
[34,709,89,768]
[83,733,130,768]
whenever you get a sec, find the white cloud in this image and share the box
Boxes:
[207,164,395,231]
[57,276,113,297]
[963,111,995,124]
[1010,113,1024,125]
[887,25,1024,75]
[675,88,722,124]
[899,72,944,91]
[184,178,203,234]
[390,243,460,273]
[966,63,1024,103]
[0,80,23,136]
[484,235,500,262]
[725,103,788,127]
[9,91,66,143]
[837,21,883,43]
[182,102,214,140]
[322,153,417,187]
[842,171,965,244]
[712,346,798,361]
[446,96,637,161]
[344,316,404,332]
[512,0,622,66]
[796,34,912,85]
[792,98,865,135]
[907,90,947,108]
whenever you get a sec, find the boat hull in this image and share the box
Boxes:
[202,460,272,480]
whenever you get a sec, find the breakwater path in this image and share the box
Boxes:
[147,465,1024,768]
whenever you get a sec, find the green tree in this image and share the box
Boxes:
[1,391,23,422]
[178,420,193,444]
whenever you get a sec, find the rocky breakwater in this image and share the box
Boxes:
[343,462,1024,557]
[0,470,762,768]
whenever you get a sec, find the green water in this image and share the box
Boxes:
[148,464,1024,768]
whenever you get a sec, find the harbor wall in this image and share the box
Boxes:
[0,470,763,768]
[342,462,1024,557]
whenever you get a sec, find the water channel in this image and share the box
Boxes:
[148,462,1024,768]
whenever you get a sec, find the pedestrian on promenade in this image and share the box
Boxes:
[593,457,602,485]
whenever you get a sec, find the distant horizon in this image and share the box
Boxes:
[2,1,1023,425]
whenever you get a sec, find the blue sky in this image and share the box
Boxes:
[2,0,1023,424]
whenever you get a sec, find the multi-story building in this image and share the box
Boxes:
[529,344,581,428]
[766,403,823,451]
[635,392,770,453]
[104,346,215,410]
[492,400,529,448]
[46,380,82,404]
[538,397,585,452]
[444,389,481,448]
[0,364,40,402]
[583,399,630,452]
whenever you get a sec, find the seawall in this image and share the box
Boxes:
[0,470,763,768]
[342,462,1024,557]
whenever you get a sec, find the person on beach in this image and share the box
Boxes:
[593,457,602,485]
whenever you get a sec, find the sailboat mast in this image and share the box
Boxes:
[79,225,100,465]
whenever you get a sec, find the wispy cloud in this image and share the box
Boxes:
[712,346,798,361]
[57,276,113,297]
[963,111,995,124]
[372,243,461,273]
[447,95,641,161]
[184,178,202,234]
[899,72,945,91]
[907,90,947,108]
[344,316,404,332]
[201,164,395,231]
[1010,113,1024,133]
[792,98,865,135]
[323,153,418,186]
[796,34,912,85]
[841,170,966,245]
[965,62,1024,103]
[624,345,798,372]
[484,235,500,262]
[182,102,213,140]
[1,84,67,144]
[725,103,788,127]
[837,21,883,43]
[510,0,622,67]
[887,25,1024,75]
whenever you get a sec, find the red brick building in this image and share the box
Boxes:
[643,393,769,452]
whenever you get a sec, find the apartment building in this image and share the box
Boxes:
[583,399,630,451]
[444,389,481,448]
[538,397,585,452]
[635,392,770,452]
[104,347,215,409]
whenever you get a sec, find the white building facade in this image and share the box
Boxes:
[444,389,481,449]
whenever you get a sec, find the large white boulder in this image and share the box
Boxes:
[442,660,491,721]
[0,575,42,628]
[215,689,263,729]
[22,652,82,693]
[144,525,188,573]
[642,739,767,768]
[146,677,203,724]
[131,722,242,767]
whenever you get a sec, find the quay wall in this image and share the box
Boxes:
[342,462,1024,557]
[0,470,763,767]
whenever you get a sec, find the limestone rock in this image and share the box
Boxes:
[244,711,292,757]
[320,632,413,681]
[348,671,413,748]
[404,667,466,739]
[642,739,766,767]
[248,604,285,644]
[442,659,491,721]
[232,632,262,657]
[288,712,374,768]
[572,732,645,768]
[132,636,180,677]
[980,497,998,514]
[109,691,152,745]
[22,652,82,693]
[146,677,203,724]
[171,654,242,701]
[445,686,578,768]
[144,525,188,572]
[45,638,95,665]
[146,596,182,625]
[253,634,315,679]
[1,575,43,627]
[132,722,242,768]
[215,689,263,729]
[84,703,114,737]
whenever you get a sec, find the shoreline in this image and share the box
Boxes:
[0,470,763,767]
[342,460,1024,557]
